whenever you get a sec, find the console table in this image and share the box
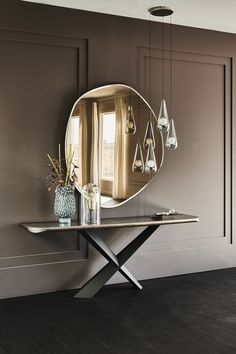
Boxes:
[21,214,198,298]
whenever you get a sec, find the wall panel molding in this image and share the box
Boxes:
[0,28,88,269]
[138,46,232,250]
[0,28,88,95]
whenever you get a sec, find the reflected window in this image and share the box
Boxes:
[101,112,116,181]
[70,116,80,145]
[70,116,80,168]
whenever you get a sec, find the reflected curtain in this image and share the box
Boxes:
[79,103,88,186]
[66,102,88,188]
[113,97,128,199]
[90,101,99,185]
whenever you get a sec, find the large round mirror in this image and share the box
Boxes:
[65,84,164,208]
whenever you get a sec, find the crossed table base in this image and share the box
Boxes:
[21,214,199,298]
[75,225,159,298]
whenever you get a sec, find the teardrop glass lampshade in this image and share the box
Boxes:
[157,99,170,132]
[166,118,178,150]
[143,120,155,150]
[125,105,136,134]
[132,142,144,173]
[144,143,157,174]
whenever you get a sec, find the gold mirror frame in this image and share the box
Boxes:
[65,84,164,208]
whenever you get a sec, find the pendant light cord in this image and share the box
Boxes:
[136,41,140,142]
[129,89,132,110]
[138,94,140,143]
[162,17,164,100]
[149,13,152,123]
[170,15,173,117]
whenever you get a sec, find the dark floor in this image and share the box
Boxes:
[1,269,236,354]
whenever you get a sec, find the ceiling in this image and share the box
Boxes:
[22,0,236,34]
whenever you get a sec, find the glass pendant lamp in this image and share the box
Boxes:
[166,118,178,150]
[144,143,157,174]
[132,141,144,173]
[158,12,170,132]
[144,16,157,149]
[166,14,178,150]
[148,5,178,149]
[149,6,173,133]
[157,99,170,131]
[143,12,157,169]
[125,91,136,134]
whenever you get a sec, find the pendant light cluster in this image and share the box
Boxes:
[152,5,178,151]
[126,5,177,175]
[127,95,158,175]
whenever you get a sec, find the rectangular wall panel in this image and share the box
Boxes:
[0,29,88,267]
[137,47,232,251]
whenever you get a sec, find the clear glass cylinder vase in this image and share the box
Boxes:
[81,183,101,224]
[54,185,76,225]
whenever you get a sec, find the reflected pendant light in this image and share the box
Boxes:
[144,142,157,174]
[149,6,173,132]
[132,142,144,173]
[132,96,144,173]
[143,119,155,149]
[125,91,136,134]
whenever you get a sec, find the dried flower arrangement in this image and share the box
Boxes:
[46,144,77,191]
[46,144,100,220]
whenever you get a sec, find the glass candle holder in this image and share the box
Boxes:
[81,183,101,224]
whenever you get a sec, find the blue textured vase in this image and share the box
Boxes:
[54,186,76,224]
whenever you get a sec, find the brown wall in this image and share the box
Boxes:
[0,0,235,298]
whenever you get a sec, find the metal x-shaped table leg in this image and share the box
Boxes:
[74,225,159,298]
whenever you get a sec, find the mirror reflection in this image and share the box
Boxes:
[65,84,164,208]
